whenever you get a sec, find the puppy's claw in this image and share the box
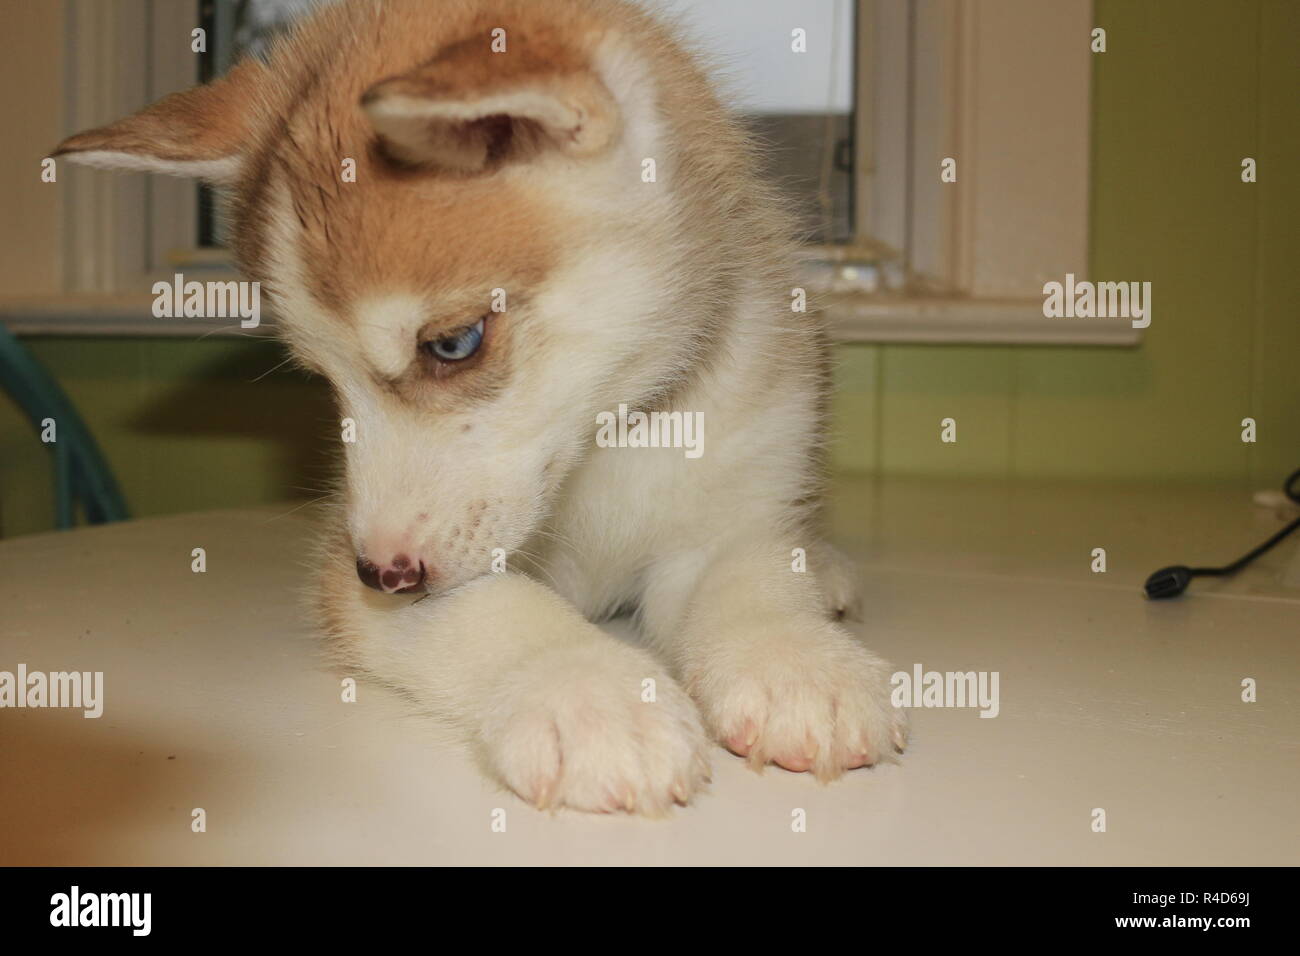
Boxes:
[533,780,555,811]
[693,753,712,783]
[891,725,908,753]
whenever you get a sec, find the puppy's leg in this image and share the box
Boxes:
[809,540,863,622]
[642,535,906,780]
[322,561,710,815]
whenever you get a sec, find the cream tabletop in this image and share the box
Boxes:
[2,477,1297,865]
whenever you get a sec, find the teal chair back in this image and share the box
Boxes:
[0,324,128,528]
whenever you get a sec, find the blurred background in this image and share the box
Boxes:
[0,0,1296,538]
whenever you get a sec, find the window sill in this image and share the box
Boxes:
[822,293,1144,346]
[0,291,271,337]
[2,291,1144,347]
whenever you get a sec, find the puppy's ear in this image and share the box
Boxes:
[51,60,265,184]
[361,34,620,172]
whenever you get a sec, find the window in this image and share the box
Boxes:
[25,0,1118,343]
[197,0,327,247]
[196,0,858,247]
[833,0,1117,343]
[646,0,858,245]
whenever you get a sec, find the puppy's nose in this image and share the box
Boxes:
[356,554,425,593]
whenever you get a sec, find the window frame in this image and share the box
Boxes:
[63,0,207,292]
[813,0,1133,344]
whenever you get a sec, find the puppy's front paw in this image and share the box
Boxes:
[690,621,907,780]
[481,642,711,816]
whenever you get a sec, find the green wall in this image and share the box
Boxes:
[834,0,1299,485]
[0,339,335,537]
[2,0,1298,538]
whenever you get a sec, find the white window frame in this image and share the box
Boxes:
[5,0,1133,345]
[64,2,206,291]
[810,0,1133,344]
[2,0,229,335]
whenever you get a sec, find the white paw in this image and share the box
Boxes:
[689,620,907,780]
[481,641,711,816]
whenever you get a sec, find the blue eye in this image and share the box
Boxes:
[425,317,485,362]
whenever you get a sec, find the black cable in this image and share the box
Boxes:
[1144,467,1300,599]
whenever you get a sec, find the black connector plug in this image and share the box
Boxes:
[1144,565,1192,599]
[1142,467,1300,600]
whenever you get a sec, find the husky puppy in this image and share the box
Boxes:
[56,0,906,815]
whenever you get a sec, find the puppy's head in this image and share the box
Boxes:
[55,3,710,596]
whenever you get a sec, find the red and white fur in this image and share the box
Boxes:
[56,0,906,815]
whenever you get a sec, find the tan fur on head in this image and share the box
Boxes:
[361,29,622,170]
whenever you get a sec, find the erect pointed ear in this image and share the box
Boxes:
[360,35,621,172]
[51,60,266,184]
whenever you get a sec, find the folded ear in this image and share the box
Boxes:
[51,60,265,184]
[361,36,620,172]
